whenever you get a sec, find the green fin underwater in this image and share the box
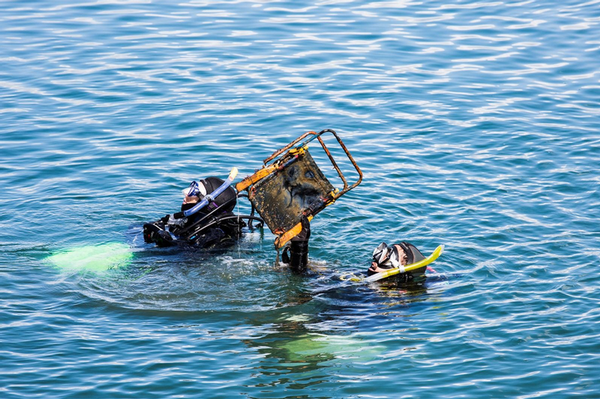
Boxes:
[46,242,133,272]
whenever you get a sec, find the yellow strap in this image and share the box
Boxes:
[235,164,277,192]
[274,215,314,249]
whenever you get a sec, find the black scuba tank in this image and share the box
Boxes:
[200,177,236,212]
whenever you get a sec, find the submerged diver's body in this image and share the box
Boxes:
[143,177,245,249]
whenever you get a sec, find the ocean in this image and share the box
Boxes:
[1,0,599,397]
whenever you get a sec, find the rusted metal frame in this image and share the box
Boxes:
[240,130,319,194]
[316,135,348,192]
[259,128,363,206]
[268,129,363,249]
[263,131,316,165]
[314,129,363,202]
[264,128,361,179]
[244,129,362,197]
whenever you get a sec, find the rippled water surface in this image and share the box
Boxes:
[2,0,600,398]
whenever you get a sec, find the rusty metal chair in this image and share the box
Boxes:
[236,129,363,248]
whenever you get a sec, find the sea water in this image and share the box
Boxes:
[1,0,599,398]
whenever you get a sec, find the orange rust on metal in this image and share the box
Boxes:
[315,129,362,200]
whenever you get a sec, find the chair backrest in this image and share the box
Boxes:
[249,150,334,235]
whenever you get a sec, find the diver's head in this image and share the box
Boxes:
[182,180,204,207]
[181,177,237,213]
[368,242,413,275]
[373,242,412,266]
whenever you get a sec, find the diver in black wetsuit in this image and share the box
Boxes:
[143,177,250,249]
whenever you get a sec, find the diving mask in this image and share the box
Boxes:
[182,181,207,198]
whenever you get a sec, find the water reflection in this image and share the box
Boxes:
[240,267,457,393]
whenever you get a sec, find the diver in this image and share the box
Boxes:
[143,177,255,249]
[281,217,430,283]
[368,241,428,283]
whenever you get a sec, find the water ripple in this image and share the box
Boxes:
[2,0,600,397]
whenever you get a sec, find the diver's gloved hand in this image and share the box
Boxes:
[167,213,187,227]
[172,211,185,219]
[143,222,174,247]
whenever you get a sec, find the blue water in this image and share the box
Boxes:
[2,0,599,397]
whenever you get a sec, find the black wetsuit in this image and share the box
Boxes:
[143,209,244,249]
[143,176,245,249]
